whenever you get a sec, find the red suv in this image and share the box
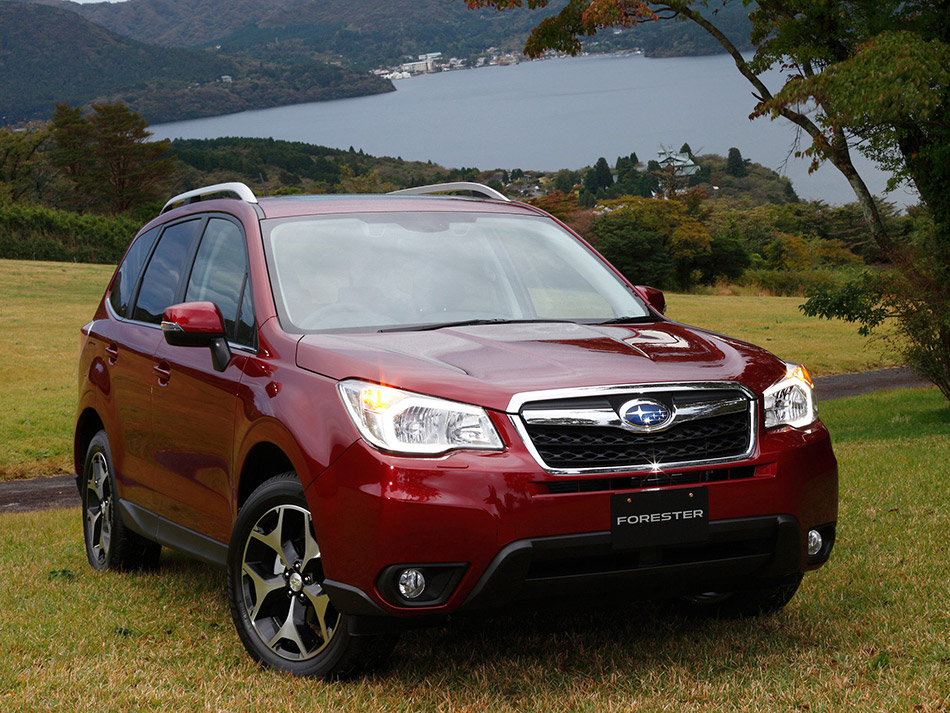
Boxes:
[76,181,837,677]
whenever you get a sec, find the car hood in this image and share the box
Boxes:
[295,321,787,412]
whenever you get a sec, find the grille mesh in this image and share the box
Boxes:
[522,390,753,471]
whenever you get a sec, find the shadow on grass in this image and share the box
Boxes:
[380,595,822,685]
[143,549,827,684]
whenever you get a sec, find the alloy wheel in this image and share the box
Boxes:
[84,451,113,565]
[240,504,340,661]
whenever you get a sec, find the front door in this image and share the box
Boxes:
[148,217,255,543]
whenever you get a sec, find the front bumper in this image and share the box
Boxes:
[306,419,838,619]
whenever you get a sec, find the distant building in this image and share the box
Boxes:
[401,52,443,74]
[656,149,700,177]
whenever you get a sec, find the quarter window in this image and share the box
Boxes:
[109,227,159,318]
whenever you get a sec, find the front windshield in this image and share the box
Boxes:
[263,211,651,333]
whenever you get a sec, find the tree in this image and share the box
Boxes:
[698,223,751,284]
[725,147,747,178]
[584,156,613,192]
[553,168,580,193]
[463,0,950,402]
[598,196,711,289]
[679,142,692,157]
[52,103,175,214]
[338,164,394,194]
[49,104,94,210]
[616,151,639,182]
[591,216,672,287]
[0,122,56,203]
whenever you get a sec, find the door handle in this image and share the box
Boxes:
[153,362,171,386]
[105,343,119,365]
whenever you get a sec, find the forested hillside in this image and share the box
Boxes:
[5,0,752,123]
[33,0,752,67]
[0,2,233,122]
[1,1,393,123]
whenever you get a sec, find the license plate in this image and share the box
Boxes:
[611,487,709,550]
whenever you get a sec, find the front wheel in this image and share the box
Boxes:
[226,473,397,678]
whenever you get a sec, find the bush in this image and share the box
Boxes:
[590,213,673,287]
[0,203,138,264]
[739,268,853,296]
[697,230,751,283]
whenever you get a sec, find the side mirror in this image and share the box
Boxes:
[634,285,666,315]
[161,302,232,372]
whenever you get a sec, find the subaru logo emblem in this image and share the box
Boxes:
[619,398,672,432]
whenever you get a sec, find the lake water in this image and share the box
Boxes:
[151,53,915,207]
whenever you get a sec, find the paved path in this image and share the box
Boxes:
[0,367,932,514]
[0,474,78,514]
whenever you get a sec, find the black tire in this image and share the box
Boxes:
[226,473,397,678]
[677,573,804,619]
[81,430,161,571]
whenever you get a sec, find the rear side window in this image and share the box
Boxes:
[109,227,159,318]
[132,220,201,324]
[185,218,255,347]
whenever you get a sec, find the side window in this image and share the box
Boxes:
[109,227,159,318]
[185,218,255,347]
[132,219,202,325]
[235,279,256,348]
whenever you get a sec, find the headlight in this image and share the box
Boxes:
[338,380,504,455]
[763,363,818,429]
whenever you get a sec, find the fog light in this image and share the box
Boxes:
[397,568,426,600]
[807,529,824,557]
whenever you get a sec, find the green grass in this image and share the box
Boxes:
[1,387,947,712]
[0,260,905,480]
[0,260,113,479]
[665,294,902,376]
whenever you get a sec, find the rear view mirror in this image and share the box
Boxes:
[161,302,231,371]
[635,285,666,315]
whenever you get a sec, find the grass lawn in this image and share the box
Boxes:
[0,387,947,712]
[664,294,901,376]
[0,259,903,481]
[0,260,113,480]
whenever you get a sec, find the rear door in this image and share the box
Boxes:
[90,226,163,504]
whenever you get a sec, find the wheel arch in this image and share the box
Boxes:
[236,441,298,511]
[74,407,105,482]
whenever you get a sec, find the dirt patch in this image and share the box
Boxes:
[814,366,930,401]
[0,474,79,513]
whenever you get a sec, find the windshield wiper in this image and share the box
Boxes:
[379,318,577,333]
[594,315,659,325]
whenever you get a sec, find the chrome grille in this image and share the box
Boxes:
[512,384,756,474]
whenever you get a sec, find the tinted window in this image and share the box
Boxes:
[235,279,256,348]
[109,227,159,318]
[133,220,201,325]
[185,218,253,346]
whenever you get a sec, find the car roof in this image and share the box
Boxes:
[158,181,541,221]
[255,193,540,220]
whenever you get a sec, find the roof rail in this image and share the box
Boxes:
[388,181,510,202]
[161,182,259,214]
